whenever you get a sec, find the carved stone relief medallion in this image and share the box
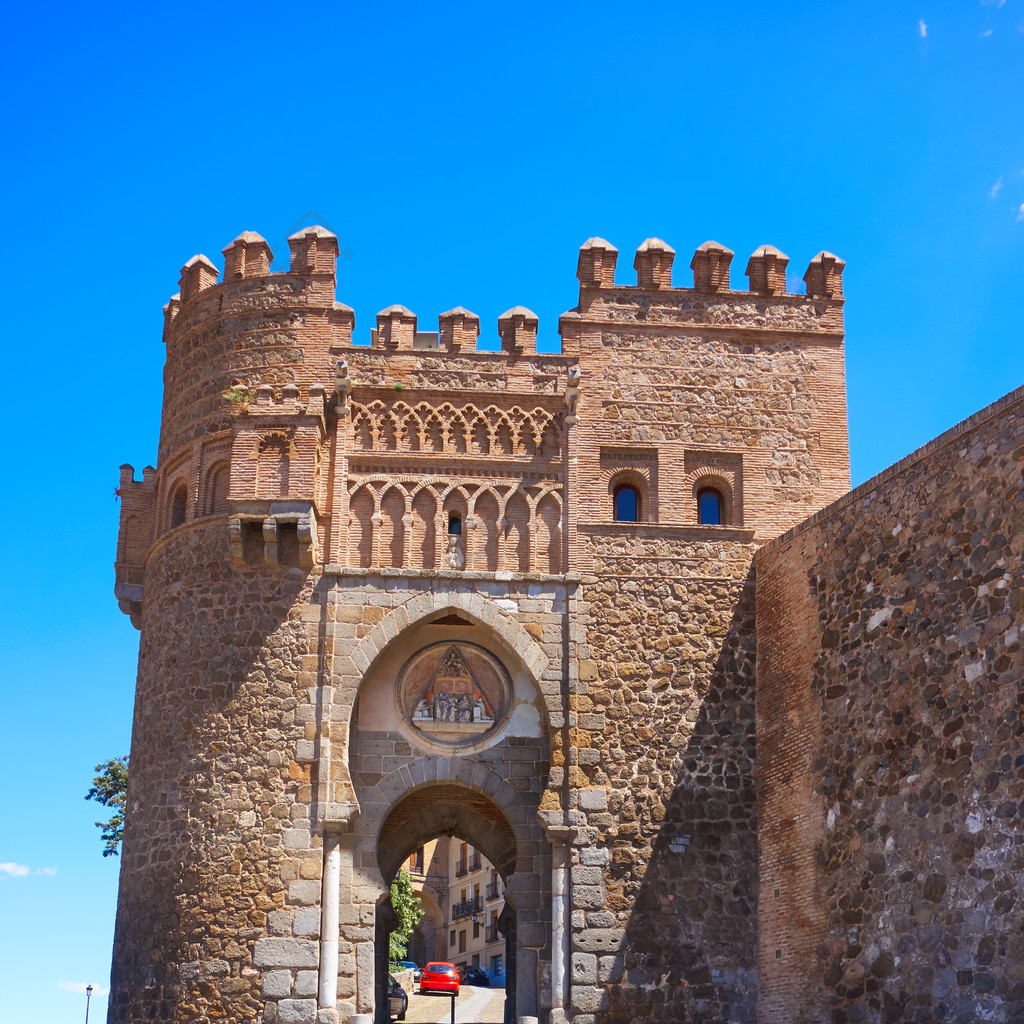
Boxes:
[396,642,512,746]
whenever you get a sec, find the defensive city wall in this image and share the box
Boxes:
[110,224,1022,1024]
[756,383,1024,1023]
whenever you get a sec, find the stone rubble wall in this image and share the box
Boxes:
[756,385,1024,1024]
[572,529,761,1023]
[109,521,328,1024]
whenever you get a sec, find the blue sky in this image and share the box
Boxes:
[0,1,1021,1020]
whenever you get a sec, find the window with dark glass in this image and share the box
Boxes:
[613,484,640,522]
[698,488,723,525]
[448,514,462,535]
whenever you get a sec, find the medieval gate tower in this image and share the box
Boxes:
[112,227,1024,1024]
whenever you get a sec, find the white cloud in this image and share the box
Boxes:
[918,19,928,37]
[990,177,1004,199]
[58,981,110,996]
[0,862,57,877]
[980,28,993,36]
[981,0,1006,8]
[1017,203,1024,222]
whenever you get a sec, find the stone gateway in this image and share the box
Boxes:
[111,228,1023,1024]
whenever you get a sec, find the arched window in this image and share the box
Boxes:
[168,482,187,530]
[613,484,640,523]
[698,487,723,525]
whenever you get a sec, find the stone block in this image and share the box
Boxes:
[268,910,293,935]
[283,829,312,850]
[519,920,546,947]
[571,865,603,886]
[262,969,292,997]
[580,847,609,867]
[277,998,317,1024]
[570,986,609,1013]
[572,929,625,954]
[598,955,624,983]
[572,885,605,909]
[294,970,318,997]
[288,880,322,906]
[571,952,598,984]
[578,789,607,812]
[293,909,321,936]
[253,938,319,968]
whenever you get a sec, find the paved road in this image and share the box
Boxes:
[402,986,505,1024]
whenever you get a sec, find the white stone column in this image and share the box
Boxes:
[319,831,341,1007]
[551,843,570,1015]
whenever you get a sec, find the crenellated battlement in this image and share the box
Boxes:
[573,235,845,333]
[122,225,849,630]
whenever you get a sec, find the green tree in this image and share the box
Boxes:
[388,868,424,963]
[86,755,129,857]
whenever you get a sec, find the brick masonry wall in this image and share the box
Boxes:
[756,386,1024,1024]
[562,280,850,543]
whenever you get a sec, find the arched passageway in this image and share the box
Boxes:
[330,595,559,1023]
[372,781,543,1024]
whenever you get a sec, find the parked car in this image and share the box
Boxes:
[459,966,490,986]
[419,961,461,995]
[392,959,419,980]
[388,975,408,1021]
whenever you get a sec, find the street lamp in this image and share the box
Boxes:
[85,984,93,1024]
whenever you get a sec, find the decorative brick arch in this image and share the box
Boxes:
[688,469,736,525]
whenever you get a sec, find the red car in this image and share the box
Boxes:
[419,962,461,995]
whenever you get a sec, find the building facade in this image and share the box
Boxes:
[110,227,1023,1024]
[445,842,506,981]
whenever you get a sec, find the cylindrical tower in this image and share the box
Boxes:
[110,227,350,1023]
[111,226,579,1024]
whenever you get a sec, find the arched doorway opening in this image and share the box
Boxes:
[332,596,559,1023]
[373,782,534,1024]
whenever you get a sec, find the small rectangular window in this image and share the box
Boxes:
[242,521,264,565]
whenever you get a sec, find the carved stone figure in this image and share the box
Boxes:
[444,533,464,569]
